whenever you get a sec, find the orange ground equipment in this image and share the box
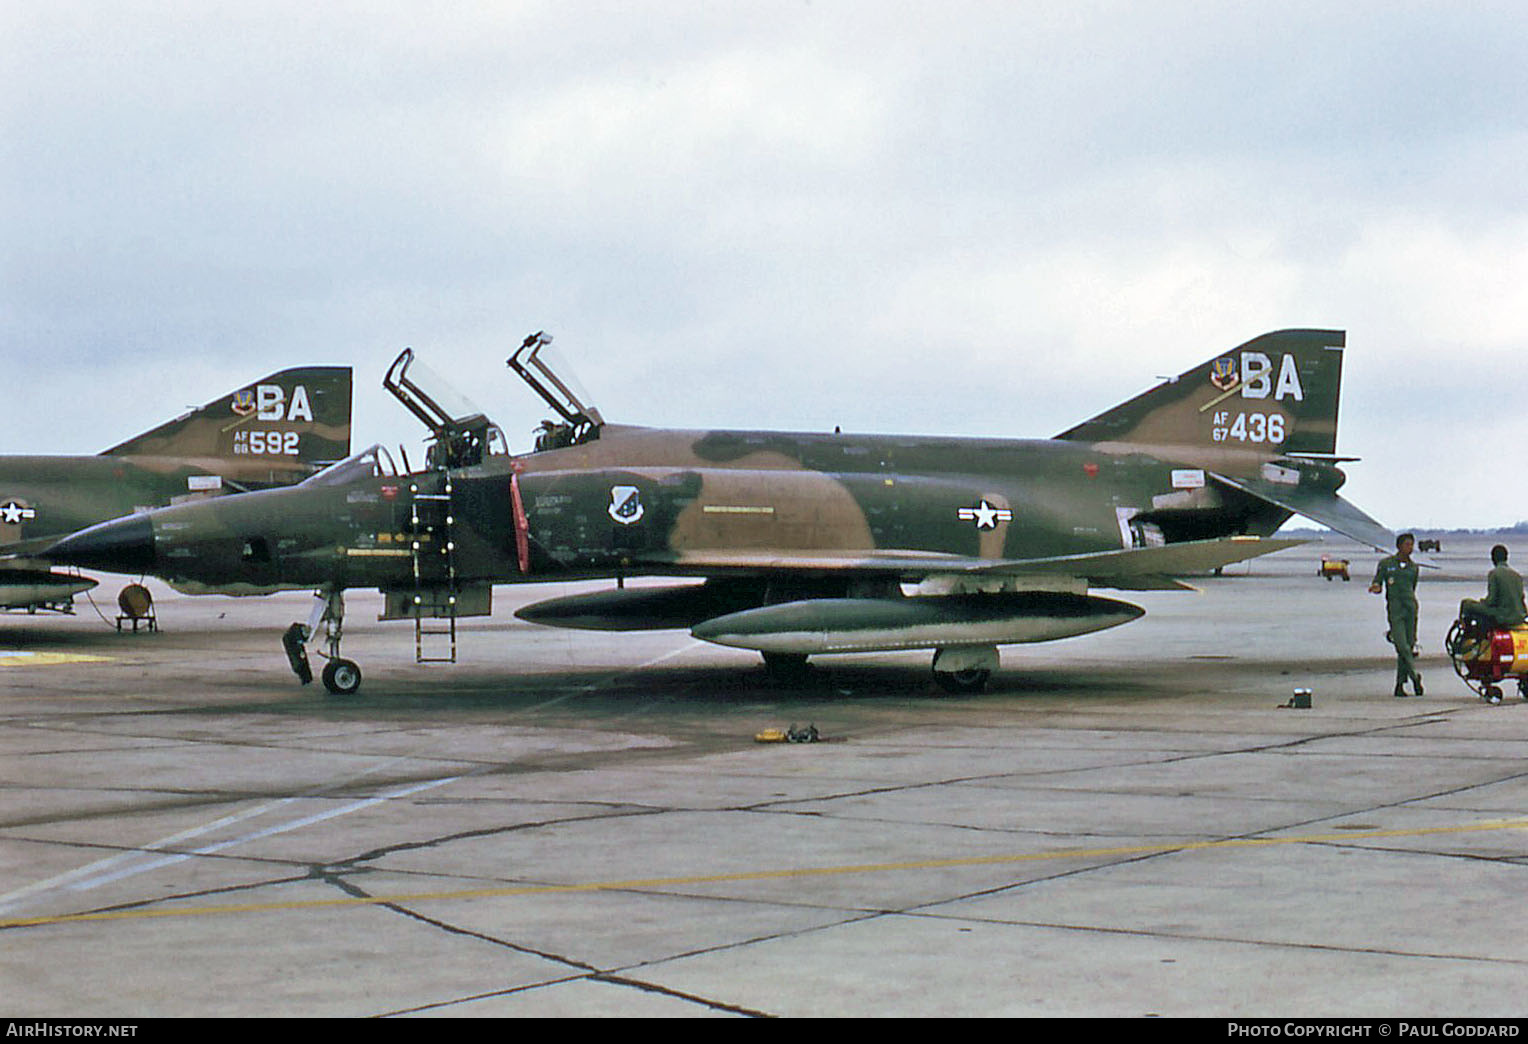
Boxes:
[1317,555,1350,581]
[1445,619,1528,703]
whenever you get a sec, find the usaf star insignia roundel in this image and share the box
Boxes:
[608,485,645,525]
[957,499,1012,530]
[0,500,36,526]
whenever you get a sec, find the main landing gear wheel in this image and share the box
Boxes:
[933,667,991,695]
[762,652,812,682]
[931,645,999,695]
[321,658,363,696]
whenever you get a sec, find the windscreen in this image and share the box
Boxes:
[303,444,399,486]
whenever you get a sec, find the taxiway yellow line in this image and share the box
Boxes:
[0,652,113,667]
[5,817,1526,932]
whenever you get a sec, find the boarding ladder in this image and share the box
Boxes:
[408,476,459,663]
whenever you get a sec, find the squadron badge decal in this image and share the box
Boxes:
[608,485,645,525]
[230,389,256,417]
[1209,356,1238,392]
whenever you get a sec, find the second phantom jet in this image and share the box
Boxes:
[2,366,351,612]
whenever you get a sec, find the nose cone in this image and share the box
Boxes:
[45,514,156,575]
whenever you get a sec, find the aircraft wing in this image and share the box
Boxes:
[1209,471,1393,552]
[971,535,1303,587]
[521,536,1300,652]
[644,535,1300,589]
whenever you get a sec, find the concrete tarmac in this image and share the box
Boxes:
[1,536,1525,1018]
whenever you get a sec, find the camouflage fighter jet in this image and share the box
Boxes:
[2,366,351,611]
[46,329,1388,695]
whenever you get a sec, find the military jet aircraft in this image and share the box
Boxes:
[46,329,1389,695]
[2,366,351,612]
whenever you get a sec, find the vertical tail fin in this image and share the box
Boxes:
[1055,329,1346,456]
[101,366,352,463]
[1057,329,1395,550]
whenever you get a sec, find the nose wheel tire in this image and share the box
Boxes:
[321,658,363,696]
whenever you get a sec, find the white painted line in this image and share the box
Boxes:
[66,776,458,892]
[0,757,462,914]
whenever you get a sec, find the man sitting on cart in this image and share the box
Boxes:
[1459,544,1527,633]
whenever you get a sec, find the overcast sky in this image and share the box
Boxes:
[4,1,1525,530]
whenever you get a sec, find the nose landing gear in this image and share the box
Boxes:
[284,588,363,695]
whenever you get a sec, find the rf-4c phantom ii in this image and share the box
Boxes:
[46,329,1390,695]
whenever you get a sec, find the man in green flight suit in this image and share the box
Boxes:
[1459,544,1527,630]
[1369,532,1422,698]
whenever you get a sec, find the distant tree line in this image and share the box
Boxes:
[1284,523,1528,535]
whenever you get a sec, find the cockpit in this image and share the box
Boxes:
[384,348,510,470]
[379,332,604,468]
[507,331,603,451]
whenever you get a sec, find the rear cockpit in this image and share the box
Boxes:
[507,331,604,452]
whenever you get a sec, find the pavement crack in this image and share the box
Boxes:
[335,806,670,866]
[322,870,774,1017]
[587,973,773,1017]
[0,870,316,930]
[321,868,602,972]
[913,909,1528,967]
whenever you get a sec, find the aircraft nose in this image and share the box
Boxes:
[45,514,157,575]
